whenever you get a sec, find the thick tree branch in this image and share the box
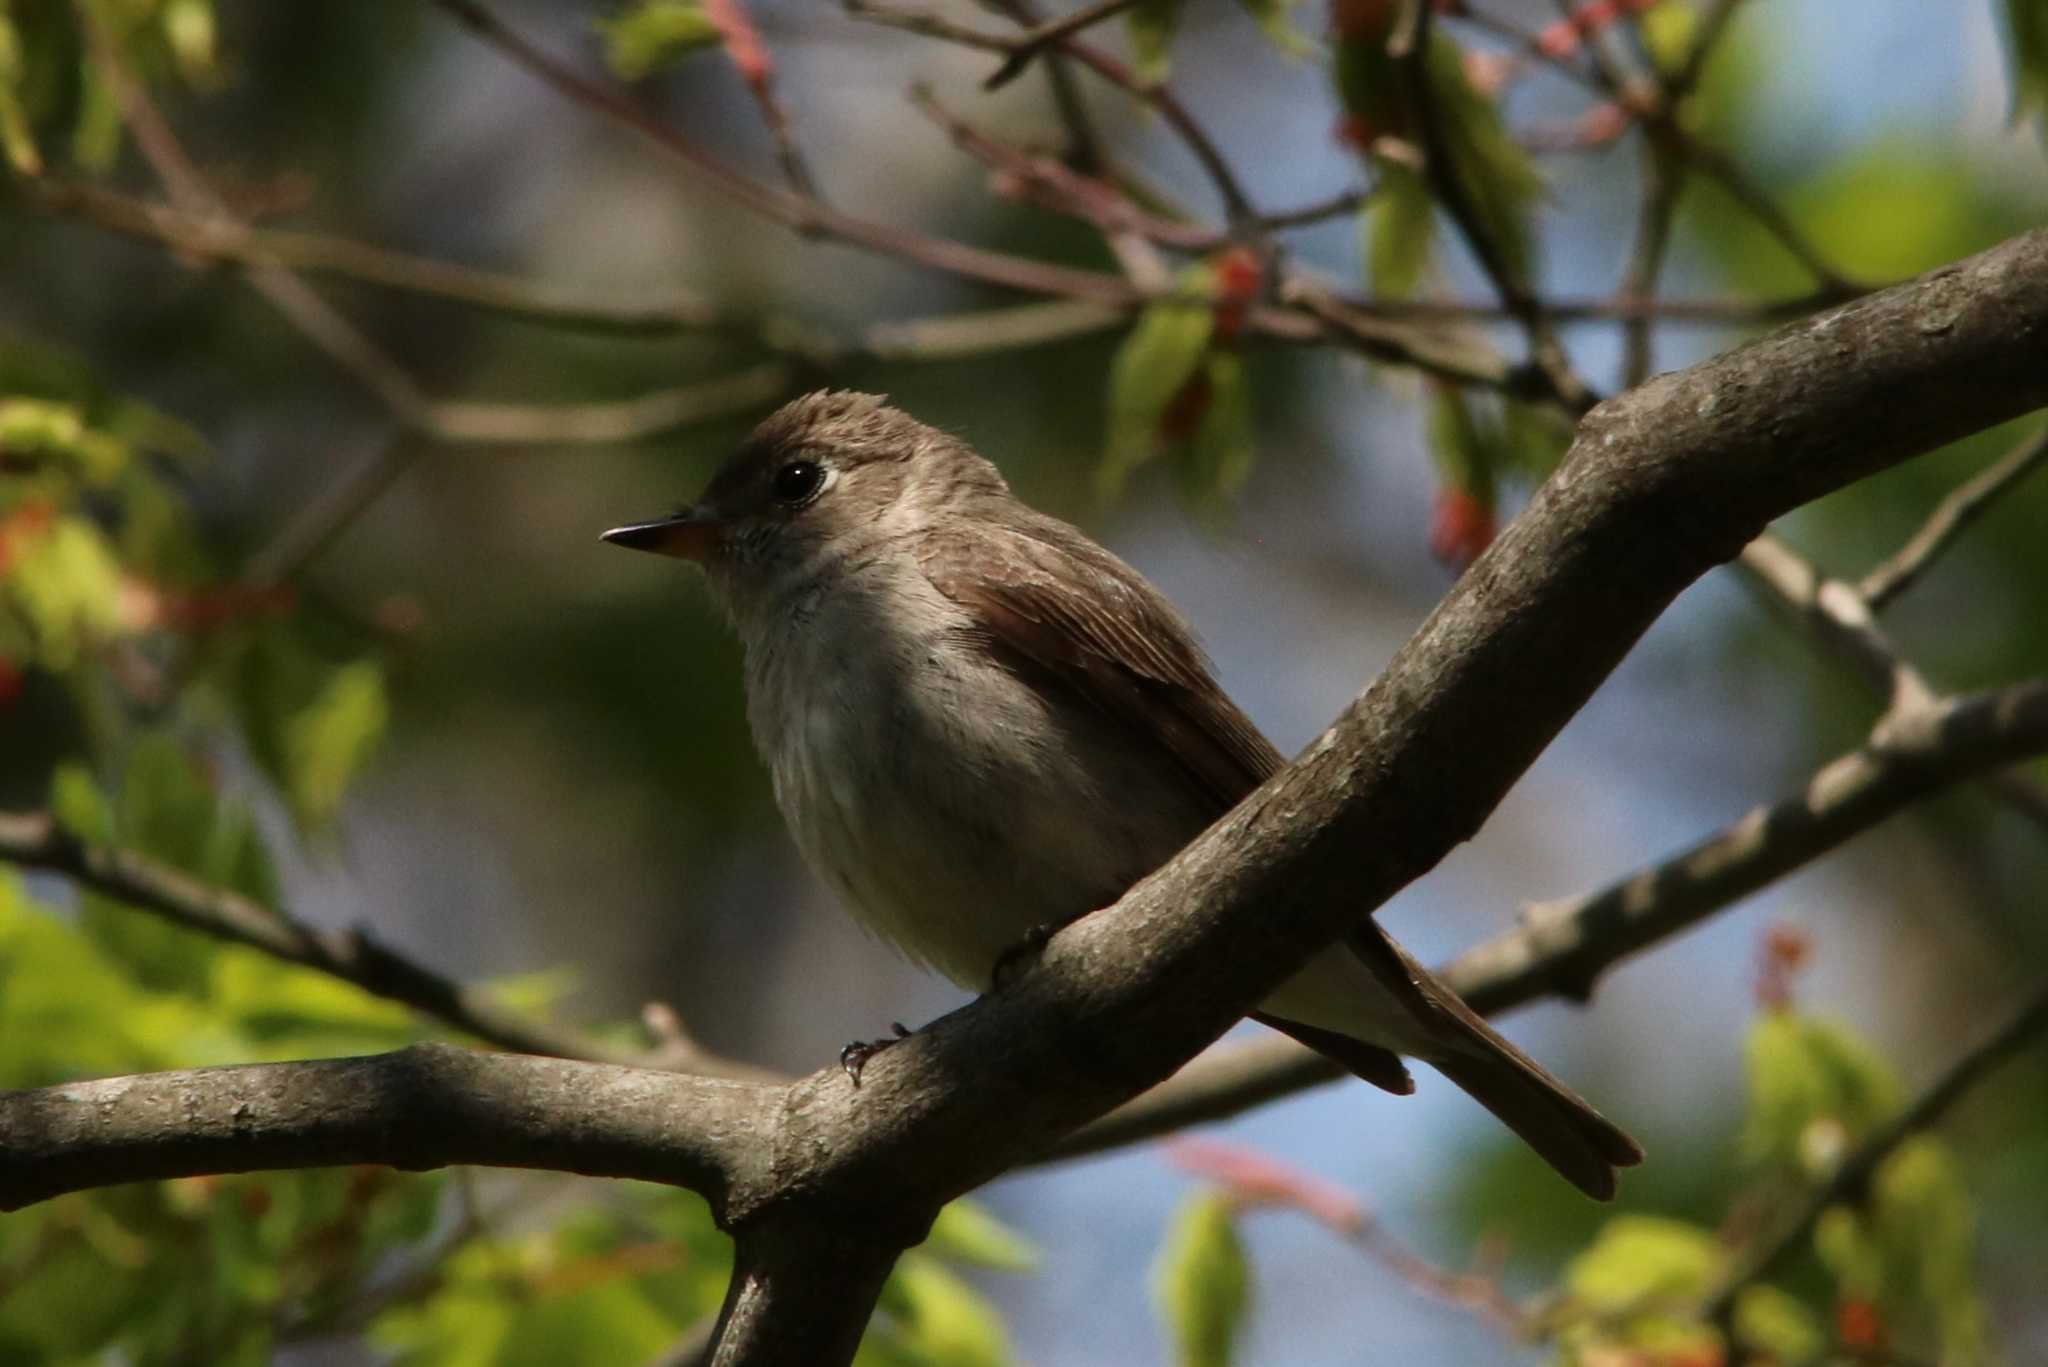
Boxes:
[0,1043,773,1213]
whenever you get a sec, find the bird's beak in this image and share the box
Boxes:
[601,507,723,562]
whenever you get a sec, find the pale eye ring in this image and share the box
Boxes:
[772,459,826,505]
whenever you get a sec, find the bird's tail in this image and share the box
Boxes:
[1423,999,1643,1201]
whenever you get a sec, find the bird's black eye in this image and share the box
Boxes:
[771,460,825,505]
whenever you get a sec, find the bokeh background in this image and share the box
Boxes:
[3,2,2046,1363]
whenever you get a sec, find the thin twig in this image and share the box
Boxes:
[1858,425,2048,608]
[1701,988,2048,1321]
[984,0,1147,88]
[847,0,1259,226]
[434,0,1138,305]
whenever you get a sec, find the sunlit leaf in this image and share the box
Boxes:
[597,1,721,80]
[1639,0,1700,76]
[1733,1284,1826,1366]
[1152,1191,1250,1367]
[5,514,125,669]
[1564,1215,1721,1310]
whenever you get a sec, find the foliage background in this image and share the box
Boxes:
[0,1,2044,1363]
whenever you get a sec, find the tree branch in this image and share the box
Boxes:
[0,1043,773,1213]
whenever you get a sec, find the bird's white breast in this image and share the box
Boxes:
[737,558,1192,991]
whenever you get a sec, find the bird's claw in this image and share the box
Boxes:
[839,1021,911,1086]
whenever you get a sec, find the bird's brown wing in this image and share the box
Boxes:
[916,515,1283,811]
[918,515,1418,1094]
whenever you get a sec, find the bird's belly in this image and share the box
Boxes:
[757,625,1206,991]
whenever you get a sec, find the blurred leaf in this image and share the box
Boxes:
[878,1251,1013,1367]
[925,1200,1039,1273]
[1152,1191,1250,1367]
[2002,0,2048,133]
[1742,1012,1901,1173]
[49,759,112,844]
[1638,0,1699,76]
[1423,32,1542,286]
[0,398,130,483]
[0,11,42,174]
[1127,0,1186,83]
[1179,350,1255,506]
[160,0,219,86]
[5,514,125,670]
[1815,1205,1885,1301]
[1362,161,1434,296]
[1101,269,1217,496]
[283,658,387,830]
[1564,1215,1721,1310]
[597,1,721,80]
[1733,1284,1825,1366]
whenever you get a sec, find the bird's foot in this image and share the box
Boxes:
[839,1022,911,1086]
[991,918,1071,989]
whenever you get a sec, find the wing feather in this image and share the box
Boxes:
[916,514,1281,811]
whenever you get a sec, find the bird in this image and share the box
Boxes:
[603,390,1642,1198]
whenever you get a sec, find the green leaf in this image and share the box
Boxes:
[160,0,219,85]
[1733,1285,1826,1366]
[1362,161,1434,296]
[0,398,130,482]
[1564,1215,1721,1311]
[1741,1012,1901,1172]
[1424,32,1543,286]
[1101,271,1217,497]
[284,659,388,830]
[1152,1191,1250,1367]
[5,514,126,670]
[1180,350,1256,506]
[1127,0,1186,84]
[1638,1,1700,77]
[878,1251,1013,1367]
[597,1,722,81]
[2002,0,2048,133]
[925,1200,1040,1273]
[49,761,113,845]
[1426,385,1496,501]
[0,12,43,175]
